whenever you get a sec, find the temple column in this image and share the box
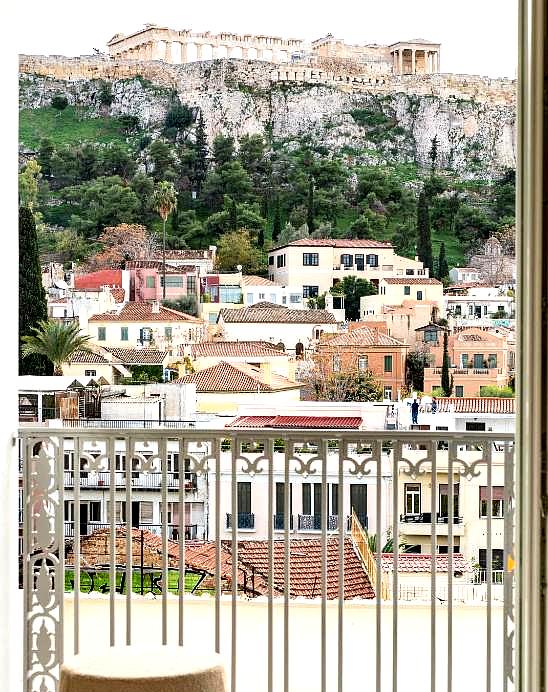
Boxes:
[196,43,203,60]
[241,47,248,59]
[398,49,403,74]
[164,41,172,62]
[435,51,440,72]
[180,41,188,63]
[257,48,264,60]
[411,49,416,75]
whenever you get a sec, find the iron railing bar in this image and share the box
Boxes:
[337,439,344,692]
[392,442,399,692]
[178,438,185,647]
[503,440,515,692]
[73,438,80,655]
[161,437,168,645]
[376,443,382,692]
[487,444,493,692]
[56,438,65,671]
[448,446,454,692]
[215,442,221,654]
[284,440,290,692]
[430,440,437,692]
[321,439,328,692]
[267,439,274,692]
[125,438,132,646]
[231,436,238,692]
[22,438,30,692]
[108,436,116,647]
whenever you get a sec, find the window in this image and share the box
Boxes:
[186,276,196,294]
[405,268,414,275]
[461,353,469,368]
[439,483,459,518]
[303,286,319,298]
[208,312,219,324]
[268,256,274,265]
[219,286,242,303]
[455,305,462,316]
[247,293,254,303]
[340,254,353,268]
[405,483,421,515]
[478,548,504,571]
[366,254,379,267]
[417,290,423,300]
[488,354,497,368]
[455,385,464,397]
[163,276,184,288]
[139,327,152,342]
[237,482,251,515]
[270,294,277,303]
[358,355,368,371]
[384,355,393,372]
[275,482,293,517]
[121,327,128,341]
[466,422,486,431]
[84,369,96,377]
[302,483,311,515]
[164,327,172,340]
[146,276,156,288]
[276,254,286,268]
[384,386,393,400]
[333,355,341,372]
[290,294,301,303]
[355,254,364,271]
[438,545,461,554]
[403,544,422,553]
[259,293,265,300]
[484,305,488,315]
[282,296,287,304]
[303,253,319,266]
[473,354,484,369]
[404,285,411,295]
[497,304,505,313]
[424,328,438,343]
[350,485,367,520]
[468,305,474,315]
[98,327,106,341]
[479,487,504,518]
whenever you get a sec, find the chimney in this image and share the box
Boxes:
[151,300,160,314]
[260,361,272,386]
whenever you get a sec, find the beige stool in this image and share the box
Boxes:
[60,646,227,692]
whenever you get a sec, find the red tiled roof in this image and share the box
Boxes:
[104,348,168,365]
[175,361,301,393]
[381,553,471,573]
[241,275,277,286]
[227,415,363,429]
[89,302,202,323]
[191,341,286,358]
[74,270,122,290]
[69,350,110,364]
[320,326,406,347]
[436,397,515,414]
[248,301,284,309]
[272,238,393,250]
[220,307,337,324]
[125,260,196,274]
[383,277,442,285]
[110,288,126,303]
[153,249,214,260]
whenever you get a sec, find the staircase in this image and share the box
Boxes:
[350,510,389,600]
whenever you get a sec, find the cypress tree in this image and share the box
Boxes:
[416,190,433,274]
[272,195,282,243]
[193,111,208,194]
[19,206,52,375]
[228,198,238,231]
[437,241,449,280]
[441,330,451,396]
[257,226,265,249]
[306,176,316,232]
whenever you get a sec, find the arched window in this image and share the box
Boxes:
[295,342,304,358]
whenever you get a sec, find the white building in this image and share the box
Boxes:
[445,285,515,320]
[449,267,482,284]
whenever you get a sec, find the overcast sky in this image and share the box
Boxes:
[15,0,518,78]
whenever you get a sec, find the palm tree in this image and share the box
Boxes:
[152,181,178,299]
[367,528,409,554]
[21,320,93,375]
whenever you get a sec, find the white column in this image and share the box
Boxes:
[411,49,416,74]
[196,43,203,60]
[38,392,43,423]
[181,42,188,63]
[398,49,403,74]
[164,41,172,62]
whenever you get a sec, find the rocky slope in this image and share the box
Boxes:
[19,56,516,177]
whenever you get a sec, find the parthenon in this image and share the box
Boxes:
[106,26,441,76]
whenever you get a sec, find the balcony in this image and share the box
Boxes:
[400,513,465,536]
[273,513,294,530]
[19,427,515,692]
[62,521,201,541]
[63,470,199,493]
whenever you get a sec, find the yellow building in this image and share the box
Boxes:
[361,277,445,317]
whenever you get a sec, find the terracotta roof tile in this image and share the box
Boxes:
[89,302,202,323]
[241,275,277,286]
[220,307,337,324]
[191,341,286,358]
[227,415,363,429]
[69,350,110,364]
[436,397,515,414]
[248,301,284,309]
[383,277,442,285]
[125,260,196,274]
[104,348,168,365]
[381,553,471,573]
[110,288,126,303]
[73,270,123,290]
[320,326,406,347]
[175,361,301,393]
[272,238,392,250]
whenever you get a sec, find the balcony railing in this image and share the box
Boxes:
[400,513,464,524]
[19,427,516,692]
[62,470,198,492]
[226,512,255,530]
[273,513,294,530]
[62,521,200,541]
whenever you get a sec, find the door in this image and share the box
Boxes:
[350,484,368,526]
[132,501,140,529]
[79,503,88,537]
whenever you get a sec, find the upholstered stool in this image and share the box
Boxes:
[60,646,227,692]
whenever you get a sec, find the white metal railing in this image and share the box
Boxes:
[20,428,516,692]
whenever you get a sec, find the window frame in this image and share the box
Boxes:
[384,355,393,372]
[303,252,319,266]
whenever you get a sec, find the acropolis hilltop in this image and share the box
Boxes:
[107,25,441,76]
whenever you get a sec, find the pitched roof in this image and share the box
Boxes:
[125,260,195,274]
[174,361,301,393]
[69,350,110,364]
[227,415,363,429]
[104,348,168,365]
[190,341,287,358]
[220,307,337,324]
[110,288,126,303]
[89,302,202,323]
[272,238,392,250]
[435,397,515,414]
[381,553,471,573]
[241,275,277,286]
[159,249,215,260]
[248,301,284,309]
[383,277,442,285]
[73,270,123,290]
[320,326,406,347]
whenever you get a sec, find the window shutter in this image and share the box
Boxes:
[140,501,153,524]
[302,483,311,515]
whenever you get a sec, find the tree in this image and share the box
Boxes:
[162,295,198,317]
[308,369,384,402]
[416,190,433,274]
[22,321,92,376]
[202,161,254,211]
[437,241,449,280]
[117,114,140,135]
[272,195,282,243]
[98,80,114,107]
[406,348,432,392]
[55,229,91,264]
[152,181,178,298]
[333,275,377,321]
[306,176,316,232]
[88,224,156,269]
[38,138,55,177]
[428,135,439,174]
[350,209,386,239]
[204,198,266,238]
[51,93,68,113]
[19,207,52,375]
[212,135,235,167]
[164,101,194,138]
[215,229,264,274]
[19,160,42,211]
[148,140,176,181]
[193,111,208,193]
[441,330,452,396]
[99,143,136,180]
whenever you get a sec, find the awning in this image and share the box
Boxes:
[479,486,504,500]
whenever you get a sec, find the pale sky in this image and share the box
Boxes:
[14,0,518,78]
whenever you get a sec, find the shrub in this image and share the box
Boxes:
[51,94,68,111]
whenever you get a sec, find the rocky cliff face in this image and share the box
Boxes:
[19,56,516,177]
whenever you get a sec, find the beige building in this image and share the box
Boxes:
[356,303,435,346]
[63,346,170,384]
[268,239,428,297]
[185,341,295,380]
[361,277,445,318]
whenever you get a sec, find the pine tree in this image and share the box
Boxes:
[306,176,316,232]
[437,241,449,280]
[428,135,439,174]
[257,226,265,248]
[416,190,433,274]
[193,111,208,194]
[228,197,238,231]
[19,207,52,375]
[441,330,451,396]
[272,195,282,243]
